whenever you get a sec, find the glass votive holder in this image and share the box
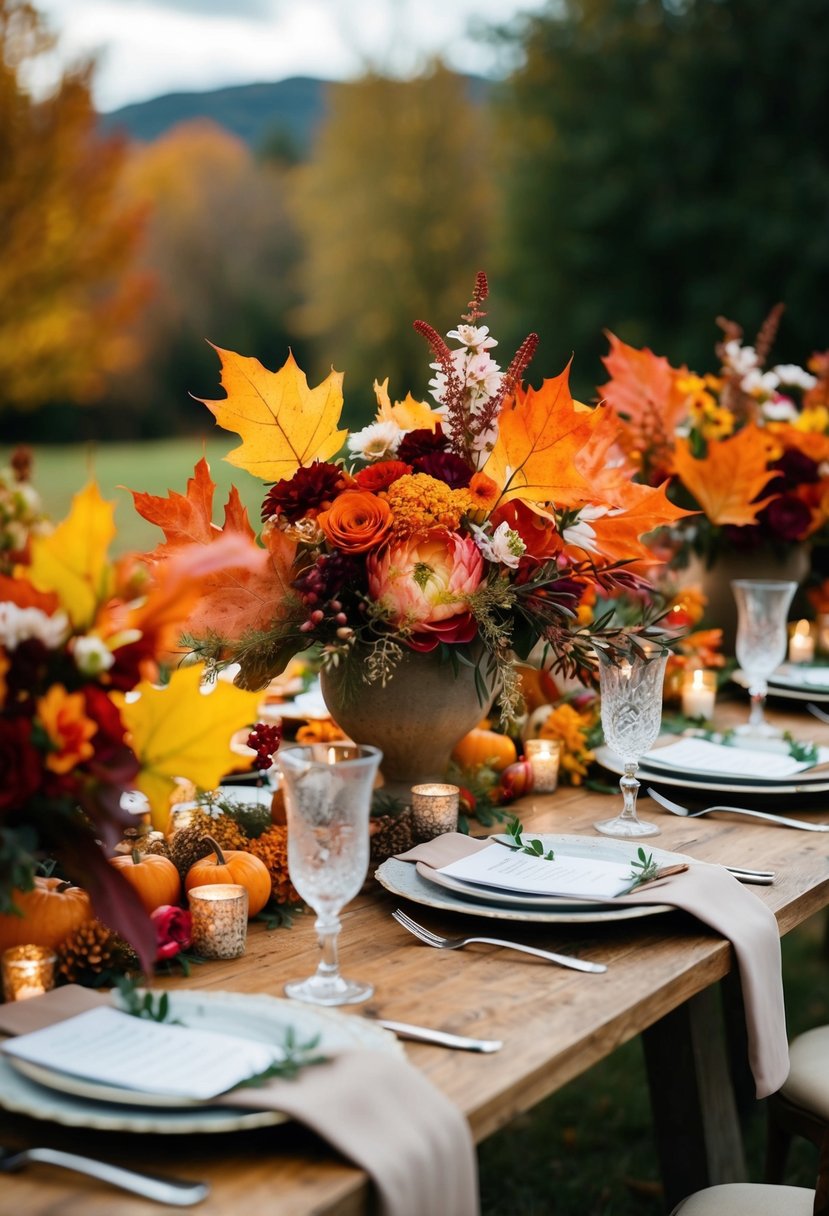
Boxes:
[2,945,57,1002]
[410,783,460,840]
[788,619,816,664]
[524,738,561,793]
[681,668,717,719]
[187,884,248,960]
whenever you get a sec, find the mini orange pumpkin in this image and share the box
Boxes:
[451,728,517,773]
[0,877,94,952]
[185,838,271,918]
[110,850,181,914]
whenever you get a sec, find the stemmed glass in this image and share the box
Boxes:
[732,579,797,737]
[276,742,382,1005]
[594,647,669,838]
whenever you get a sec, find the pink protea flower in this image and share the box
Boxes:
[367,533,484,633]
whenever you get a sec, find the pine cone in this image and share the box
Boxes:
[114,829,171,860]
[245,825,300,905]
[168,811,248,880]
[369,809,416,866]
[57,920,122,983]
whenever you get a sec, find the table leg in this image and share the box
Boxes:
[642,985,748,1211]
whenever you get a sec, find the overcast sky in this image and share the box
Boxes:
[31,0,549,112]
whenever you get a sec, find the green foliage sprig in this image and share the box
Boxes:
[505,817,555,860]
[626,848,660,889]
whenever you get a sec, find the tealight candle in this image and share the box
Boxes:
[410,783,460,840]
[789,619,816,664]
[2,945,57,1002]
[681,669,717,720]
[188,884,248,960]
[524,738,561,793]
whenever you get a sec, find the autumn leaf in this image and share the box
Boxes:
[585,481,695,562]
[27,482,116,628]
[197,346,346,481]
[0,574,59,614]
[483,365,602,506]
[120,663,261,830]
[599,332,689,432]
[373,378,442,431]
[131,458,298,641]
[673,424,779,525]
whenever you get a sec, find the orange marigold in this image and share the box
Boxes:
[382,473,470,535]
[36,685,97,774]
[245,825,301,905]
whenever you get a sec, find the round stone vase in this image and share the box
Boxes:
[682,545,810,655]
[320,647,497,802]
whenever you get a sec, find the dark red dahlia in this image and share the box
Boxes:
[261,461,345,523]
[413,450,474,488]
[0,718,42,814]
[771,448,821,488]
[397,425,448,465]
[761,495,813,542]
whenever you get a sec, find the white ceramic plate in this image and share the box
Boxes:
[414,836,694,911]
[376,834,678,923]
[0,990,400,1134]
[733,668,829,705]
[596,744,829,798]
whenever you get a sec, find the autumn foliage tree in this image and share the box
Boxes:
[291,65,494,425]
[0,0,148,415]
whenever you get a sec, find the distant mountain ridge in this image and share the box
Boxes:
[100,76,331,153]
[100,74,490,154]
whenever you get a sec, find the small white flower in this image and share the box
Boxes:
[73,635,115,676]
[446,324,498,352]
[562,505,610,556]
[0,603,69,650]
[772,364,818,390]
[346,420,402,462]
[723,340,759,376]
[470,520,526,568]
[740,368,779,396]
[762,396,799,422]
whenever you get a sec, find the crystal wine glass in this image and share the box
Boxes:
[276,742,382,1006]
[732,579,797,737]
[594,647,669,838]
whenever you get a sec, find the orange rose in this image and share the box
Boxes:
[317,490,393,554]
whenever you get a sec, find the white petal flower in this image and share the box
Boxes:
[346,420,402,462]
[0,603,69,650]
[762,397,799,422]
[562,505,610,556]
[470,520,526,568]
[740,368,779,396]
[446,324,498,351]
[73,635,115,676]
[772,364,818,390]
[723,340,759,375]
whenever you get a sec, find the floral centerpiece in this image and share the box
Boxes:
[0,482,263,966]
[132,275,687,790]
[600,310,829,564]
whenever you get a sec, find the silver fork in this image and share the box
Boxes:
[0,1146,209,1206]
[647,786,829,832]
[391,908,607,973]
[808,702,829,725]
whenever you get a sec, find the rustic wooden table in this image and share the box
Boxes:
[3,700,829,1215]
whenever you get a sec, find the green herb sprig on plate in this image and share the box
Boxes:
[505,817,555,861]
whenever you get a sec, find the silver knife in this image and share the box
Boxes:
[376,1019,503,1052]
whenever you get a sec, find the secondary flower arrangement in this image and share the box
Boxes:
[600,311,829,563]
[0,482,263,968]
[133,275,688,714]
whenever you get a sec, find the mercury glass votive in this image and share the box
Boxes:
[410,783,460,840]
[188,884,248,960]
[2,945,57,1002]
[524,738,561,793]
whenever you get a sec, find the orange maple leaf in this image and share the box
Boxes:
[586,481,695,562]
[599,333,689,474]
[197,346,346,482]
[672,425,779,526]
[483,365,601,507]
[131,458,297,642]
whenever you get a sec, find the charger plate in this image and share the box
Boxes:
[733,667,829,704]
[596,744,829,798]
[0,990,400,1134]
[375,834,682,923]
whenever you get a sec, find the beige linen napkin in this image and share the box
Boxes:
[0,985,480,1216]
[397,833,789,1099]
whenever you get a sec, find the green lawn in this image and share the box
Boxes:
[4,439,266,555]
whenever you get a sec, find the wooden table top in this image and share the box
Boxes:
[4,698,829,1215]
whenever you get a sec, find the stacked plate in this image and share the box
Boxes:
[734,664,829,705]
[596,733,829,797]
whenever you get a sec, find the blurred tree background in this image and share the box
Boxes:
[1,0,828,440]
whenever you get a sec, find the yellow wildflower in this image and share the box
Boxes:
[794,406,829,434]
[699,405,736,441]
[538,703,596,786]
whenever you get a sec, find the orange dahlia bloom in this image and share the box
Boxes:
[317,490,393,553]
[37,685,97,774]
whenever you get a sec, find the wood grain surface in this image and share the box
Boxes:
[2,698,828,1215]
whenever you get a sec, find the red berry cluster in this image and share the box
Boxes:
[292,555,359,639]
[247,722,282,771]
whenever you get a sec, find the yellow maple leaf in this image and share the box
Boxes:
[120,663,260,830]
[483,366,601,507]
[373,378,442,431]
[27,482,116,629]
[198,346,347,482]
[673,424,779,526]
